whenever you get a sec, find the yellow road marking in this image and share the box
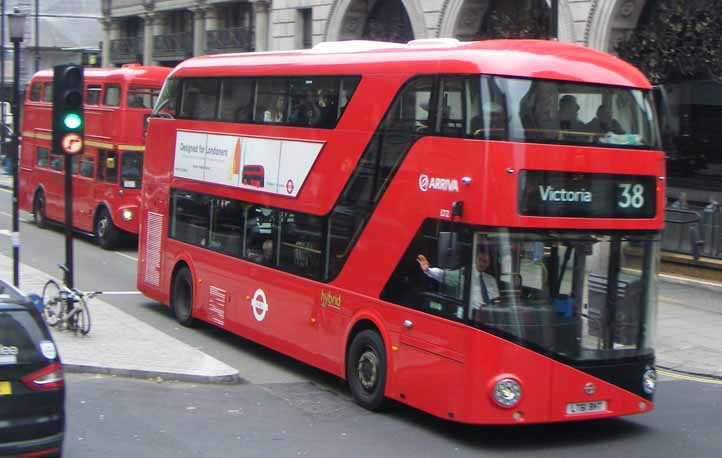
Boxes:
[658,368,722,384]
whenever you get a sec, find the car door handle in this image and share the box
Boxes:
[403,320,413,329]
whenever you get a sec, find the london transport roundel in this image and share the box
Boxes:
[61,133,83,154]
[251,288,269,321]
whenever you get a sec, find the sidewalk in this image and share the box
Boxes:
[0,254,240,384]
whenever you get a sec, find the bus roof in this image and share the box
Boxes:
[171,39,651,89]
[30,64,172,86]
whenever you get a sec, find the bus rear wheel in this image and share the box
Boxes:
[347,330,387,411]
[95,207,119,250]
[171,267,196,327]
[33,192,47,229]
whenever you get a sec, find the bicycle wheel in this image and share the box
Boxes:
[73,294,91,336]
[41,280,63,327]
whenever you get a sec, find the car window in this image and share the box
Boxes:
[0,309,50,364]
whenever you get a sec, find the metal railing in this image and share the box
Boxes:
[663,205,722,260]
[153,32,193,60]
[110,37,141,62]
[206,27,254,54]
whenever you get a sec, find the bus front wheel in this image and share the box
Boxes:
[347,330,387,411]
[95,207,119,250]
[33,192,47,229]
[171,267,196,327]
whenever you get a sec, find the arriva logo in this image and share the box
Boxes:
[418,174,459,192]
[0,345,19,355]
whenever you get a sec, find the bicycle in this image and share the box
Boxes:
[41,265,101,336]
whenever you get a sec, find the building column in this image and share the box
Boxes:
[143,13,155,66]
[101,18,112,67]
[254,0,270,51]
[206,6,218,31]
[192,7,207,56]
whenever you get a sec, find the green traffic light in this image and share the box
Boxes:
[63,113,82,130]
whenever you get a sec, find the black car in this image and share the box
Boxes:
[0,280,65,457]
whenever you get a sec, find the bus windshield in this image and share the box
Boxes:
[474,76,660,149]
[467,230,659,363]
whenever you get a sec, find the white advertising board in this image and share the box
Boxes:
[173,131,323,197]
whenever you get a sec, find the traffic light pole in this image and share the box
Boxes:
[64,151,73,289]
[53,64,83,289]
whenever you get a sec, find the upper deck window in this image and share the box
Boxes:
[155,75,360,129]
[128,86,159,109]
[179,79,220,120]
[103,84,122,107]
[86,85,101,105]
[487,76,660,149]
[42,83,53,103]
[29,82,41,101]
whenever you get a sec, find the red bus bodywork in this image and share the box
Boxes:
[20,64,172,248]
[139,40,665,424]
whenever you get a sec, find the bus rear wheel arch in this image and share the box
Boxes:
[94,206,120,250]
[346,327,388,411]
[33,190,47,228]
[171,264,196,327]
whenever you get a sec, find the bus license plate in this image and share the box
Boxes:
[0,381,11,395]
[566,400,607,415]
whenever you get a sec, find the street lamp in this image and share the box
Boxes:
[8,7,25,287]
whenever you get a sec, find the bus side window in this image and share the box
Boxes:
[209,198,244,257]
[86,85,101,105]
[36,147,49,168]
[104,85,121,107]
[42,83,54,103]
[219,78,253,123]
[79,156,95,178]
[279,211,322,279]
[381,219,469,322]
[29,83,42,102]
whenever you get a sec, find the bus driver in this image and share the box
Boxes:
[416,249,500,320]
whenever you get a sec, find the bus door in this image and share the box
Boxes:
[43,147,65,222]
[71,153,97,231]
[388,230,470,418]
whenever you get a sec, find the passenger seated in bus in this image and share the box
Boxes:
[290,88,321,127]
[416,249,500,321]
[558,95,586,131]
[316,89,338,128]
[586,104,625,134]
[263,96,286,123]
[250,239,274,265]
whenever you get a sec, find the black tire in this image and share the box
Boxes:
[33,191,47,229]
[41,280,62,327]
[347,330,387,411]
[95,207,120,250]
[171,267,196,327]
[74,295,91,336]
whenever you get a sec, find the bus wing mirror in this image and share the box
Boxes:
[437,232,459,269]
[106,157,116,169]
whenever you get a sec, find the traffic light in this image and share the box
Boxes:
[52,64,84,156]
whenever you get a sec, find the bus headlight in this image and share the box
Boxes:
[642,366,657,394]
[122,209,134,221]
[491,377,522,408]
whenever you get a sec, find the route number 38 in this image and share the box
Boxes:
[618,183,645,209]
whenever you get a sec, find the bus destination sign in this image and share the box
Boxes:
[518,170,656,218]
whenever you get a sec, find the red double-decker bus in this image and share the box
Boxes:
[139,39,664,424]
[19,64,172,248]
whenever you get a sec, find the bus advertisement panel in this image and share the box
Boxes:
[138,39,664,424]
[19,64,172,249]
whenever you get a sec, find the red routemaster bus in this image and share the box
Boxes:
[19,64,172,248]
[139,39,664,424]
